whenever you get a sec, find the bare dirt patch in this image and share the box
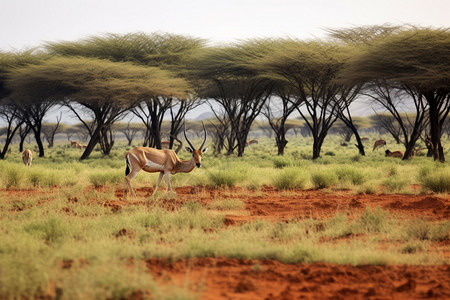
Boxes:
[145,257,450,300]
[115,186,450,221]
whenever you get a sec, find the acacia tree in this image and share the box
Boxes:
[41,113,63,148]
[341,27,450,162]
[46,32,205,149]
[190,40,274,156]
[251,39,350,159]
[0,98,24,159]
[364,80,429,158]
[0,50,49,157]
[262,84,302,155]
[7,56,188,159]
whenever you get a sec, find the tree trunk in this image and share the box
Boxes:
[429,102,444,162]
[354,134,366,156]
[312,135,323,160]
[31,126,45,157]
[80,126,101,160]
[275,129,288,156]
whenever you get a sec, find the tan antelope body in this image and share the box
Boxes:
[124,122,207,198]
[385,150,404,158]
[22,149,32,166]
[373,139,386,151]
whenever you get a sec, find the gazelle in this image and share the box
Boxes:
[124,122,208,198]
[385,150,404,158]
[373,139,386,151]
[22,149,32,166]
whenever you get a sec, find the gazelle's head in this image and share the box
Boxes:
[184,121,208,168]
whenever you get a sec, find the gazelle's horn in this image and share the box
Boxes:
[184,121,195,150]
[200,121,207,150]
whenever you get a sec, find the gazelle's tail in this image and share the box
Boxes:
[125,154,131,176]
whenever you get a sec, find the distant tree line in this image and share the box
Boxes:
[0,25,449,161]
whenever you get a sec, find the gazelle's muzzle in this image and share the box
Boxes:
[196,163,201,168]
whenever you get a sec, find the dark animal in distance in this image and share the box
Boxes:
[385,150,404,158]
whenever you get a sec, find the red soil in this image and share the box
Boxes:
[4,186,450,299]
[145,257,450,300]
[114,186,450,299]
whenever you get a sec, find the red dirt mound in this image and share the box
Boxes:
[146,257,450,300]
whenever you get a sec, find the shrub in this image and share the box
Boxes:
[27,169,61,187]
[272,168,307,190]
[2,165,24,188]
[311,171,337,189]
[383,176,408,193]
[359,207,388,233]
[335,166,366,185]
[419,168,450,193]
[207,169,244,188]
[272,157,291,169]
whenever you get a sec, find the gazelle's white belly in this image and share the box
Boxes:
[143,158,164,172]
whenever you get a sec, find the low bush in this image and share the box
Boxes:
[207,166,246,188]
[335,166,366,185]
[272,168,308,189]
[311,171,337,189]
[272,157,292,169]
[419,168,450,193]
[383,176,408,193]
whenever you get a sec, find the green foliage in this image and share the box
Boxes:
[383,176,408,193]
[272,168,308,189]
[311,171,337,189]
[419,168,450,193]
[272,157,292,168]
[24,217,67,243]
[207,165,247,188]
[335,166,366,185]
[89,170,123,187]
[406,219,450,241]
[358,207,388,233]
[2,164,24,188]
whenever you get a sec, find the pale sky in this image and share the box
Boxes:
[0,0,448,122]
[1,0,449,51]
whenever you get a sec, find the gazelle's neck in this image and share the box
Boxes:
[175,157,196,173]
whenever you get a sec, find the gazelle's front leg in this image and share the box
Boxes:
[164,172,173,192]
[152,172,164,195]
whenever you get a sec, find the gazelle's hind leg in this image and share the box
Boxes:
[124,168,140,199]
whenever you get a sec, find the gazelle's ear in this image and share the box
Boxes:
[185,146,193,153]
[202,147,208,153]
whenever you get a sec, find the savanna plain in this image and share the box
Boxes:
[0,136,449,300]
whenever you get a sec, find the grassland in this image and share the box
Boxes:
[0,135,449,299]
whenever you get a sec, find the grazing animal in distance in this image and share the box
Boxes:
[71,141,83,149]
[385,150,404,158]
[124,122,208,198]
[373,139,386,151]
[22,149,32,166]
